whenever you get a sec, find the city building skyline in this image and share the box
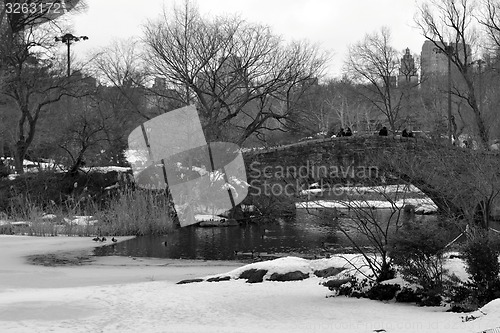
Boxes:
[420,40,472,80]
[398,47,418,85]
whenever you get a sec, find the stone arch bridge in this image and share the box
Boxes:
[241,136,500,226]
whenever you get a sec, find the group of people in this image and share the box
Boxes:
[401,129,415,138]
[327,126,415,138]
[336,127,353,137]
[378,126,414,138]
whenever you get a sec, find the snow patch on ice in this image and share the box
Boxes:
[296,197,438,213]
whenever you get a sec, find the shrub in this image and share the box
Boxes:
[461,230,500,286]
[0,224,14,234]
[366,283,400,301]
[391,219,457,294]
[419,289,442,307]
[448,282,481,312]
[324,276,373,298]
[459,229,500,309]
[395,287,422,303]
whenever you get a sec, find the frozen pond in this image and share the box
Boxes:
[94,208,440,260]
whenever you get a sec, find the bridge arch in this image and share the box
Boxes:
[242,136,500,226]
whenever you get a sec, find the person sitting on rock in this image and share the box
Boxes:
[337,128,346,137]
[345,128,353,136]
[378,126,388,136]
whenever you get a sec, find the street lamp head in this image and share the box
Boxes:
[54,33,88,77]
[55,33,89,44]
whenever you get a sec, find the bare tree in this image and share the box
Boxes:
[478,0,500,50]
[91,38,185,122]
[285,82,339,137]
[93,39,153,119]
[58,102,109,175]
[345,27,417,133]
[0,0,86,36]
[143,1,329,144]
[416,0,491,148]
[324,78,374,132]
[0,0,89,173]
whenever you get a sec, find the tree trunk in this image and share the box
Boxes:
[474,200,491,230]
[14,139,27,174]
[15,106,38,174]
[465,79,489,149]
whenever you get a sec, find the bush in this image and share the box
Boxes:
[395,287,422,303]
[459,229,500,309]
[419,290,442,307]
[325,276,373,298]
[366,283,400,301]
[448,282,481,312]
[391,219,457,294]
[461,231,500,286]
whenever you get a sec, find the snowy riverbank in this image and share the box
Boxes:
[0,235,499,333]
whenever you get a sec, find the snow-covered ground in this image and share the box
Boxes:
[0,215,99,227]
[1,156,131,179]
[1,235,499,333]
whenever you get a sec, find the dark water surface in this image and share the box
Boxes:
[94,208,441,260]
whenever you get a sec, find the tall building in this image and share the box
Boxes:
[420,40,471,79]
[420,40,448,78]
[398,48,418,85]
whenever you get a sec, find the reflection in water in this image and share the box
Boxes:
[94,208,440,260]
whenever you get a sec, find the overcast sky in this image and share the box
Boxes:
[69,0,426,78]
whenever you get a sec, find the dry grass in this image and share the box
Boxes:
[1,185,175,236]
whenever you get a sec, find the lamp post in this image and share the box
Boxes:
[55,33,88,77]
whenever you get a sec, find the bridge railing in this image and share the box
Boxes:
[243,134,428,156]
